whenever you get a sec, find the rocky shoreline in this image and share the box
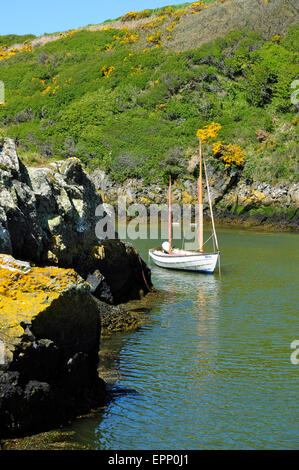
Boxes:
[0,138,153,438]
[90,166,299,232]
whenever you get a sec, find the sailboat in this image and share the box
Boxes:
[149,137,220,274]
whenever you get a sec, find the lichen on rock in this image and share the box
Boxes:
[0,254,105,437]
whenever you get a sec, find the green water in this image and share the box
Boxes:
[68,227,299,450]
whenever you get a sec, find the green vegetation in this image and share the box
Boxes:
[0,4,298,184]
[248,205,298,220]
[0,34,36,47]
[230,203,298,220]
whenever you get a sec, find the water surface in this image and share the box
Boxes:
[68,227,299,449]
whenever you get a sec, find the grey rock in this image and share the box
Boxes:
[86,270,113,304]
[0,139,102,267]
[91,169,114,191]
[0,138,19,174]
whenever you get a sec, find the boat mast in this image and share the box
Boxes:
[168,174,172,254]
[204,160,219,252]
[198,138,204,253]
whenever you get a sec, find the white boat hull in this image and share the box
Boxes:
[149,248,219,273]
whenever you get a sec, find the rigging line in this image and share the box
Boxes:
[194,233,214,251]
[203,233,214,246]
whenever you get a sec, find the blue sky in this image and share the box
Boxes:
[1,0,188,36]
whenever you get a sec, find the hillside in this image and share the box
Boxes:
[0,0,298,186]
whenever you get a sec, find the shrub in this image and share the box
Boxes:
[137,10,151,19]
[146,31,163,46]
[101,65,115,78]
[189,2,206,13]
[15,108,34,123]
[245,64,275,107]
[121,12,138,22]
[162,146,186,180]
[212,141,245,167]
[157,6,174,16]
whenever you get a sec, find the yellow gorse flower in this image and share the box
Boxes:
[0,42,32,62]
[121,11,138,22]
[157,6,174,16]
[146,31,162,46]
[41,85,52,95]
[21,43,32,52]
[40,76,60,95]
[140,15,167,31]
[101,65,115,78]
[189,2,206,12]
[59,29,78,39]
[137,9,151,19]
[164,6,174,15]
[271,34,280,42]
[166,21,177,32]
[130,66,142,76]
[196,122,221,142]
[105,43,114,53]
[121,9,151,22]
[124,52,134,62]
[213,141,245,167]
[120,32,139,44]
[172,9,187,21]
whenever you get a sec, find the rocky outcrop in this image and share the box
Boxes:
[221,180,299,210]
[214,180,299,230]
[0,138,152,301]
[0,255,105,437]
[90,162,237,208]
[87,240,152,304]
[91,165,299,231]
[0,138,102,268]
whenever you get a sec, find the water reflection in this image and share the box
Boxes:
[91,267,224,449]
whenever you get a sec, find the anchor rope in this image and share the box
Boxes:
[137,253,152,292]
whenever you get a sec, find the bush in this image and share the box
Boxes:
[162,146,186,180]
